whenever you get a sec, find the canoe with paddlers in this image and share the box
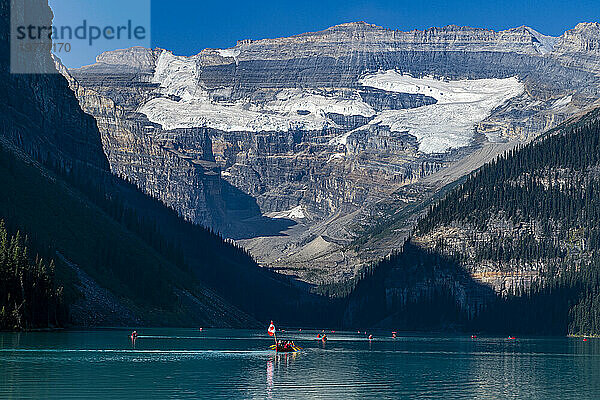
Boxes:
[267,321,302,352]
[269,341,302,352]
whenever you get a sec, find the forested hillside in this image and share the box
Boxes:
[345,107,600,335]
[0,220,64,330]
[0,0,337,330]
[0,135,258,328]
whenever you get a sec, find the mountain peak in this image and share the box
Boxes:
[573,22,600,30]
[325,21,386,31]
[556,22,600,53]
[563,22,600,37]
[506,25,558,55]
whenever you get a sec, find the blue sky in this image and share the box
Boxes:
[50,0,600,67]
[49,0,151,67]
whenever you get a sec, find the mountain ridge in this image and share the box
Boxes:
[67,18,600,286]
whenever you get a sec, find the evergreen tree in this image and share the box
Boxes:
[0,220,64,330]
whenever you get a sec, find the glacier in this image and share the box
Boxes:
[360,71,525,153]
[139,51,376,132]
[142,51,524,155]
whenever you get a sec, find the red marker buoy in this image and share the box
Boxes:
[368,334,373,340]
[583,338,588,342]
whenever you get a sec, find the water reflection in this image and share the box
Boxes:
[266,352,299,398]
[266,356,274,398]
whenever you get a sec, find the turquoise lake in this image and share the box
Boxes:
[1,328,600,399]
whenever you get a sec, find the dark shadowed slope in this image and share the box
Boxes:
[0,0,336,329]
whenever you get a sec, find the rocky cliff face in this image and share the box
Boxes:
[66,22,600,284]
[0,0,295,328]
[0,0,109,175]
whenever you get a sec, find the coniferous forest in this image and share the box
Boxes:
[0,220,64,330]
[346,109,600,335]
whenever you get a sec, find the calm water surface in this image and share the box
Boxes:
[1,328,600,399]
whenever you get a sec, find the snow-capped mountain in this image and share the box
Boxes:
[64,22,600,283]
